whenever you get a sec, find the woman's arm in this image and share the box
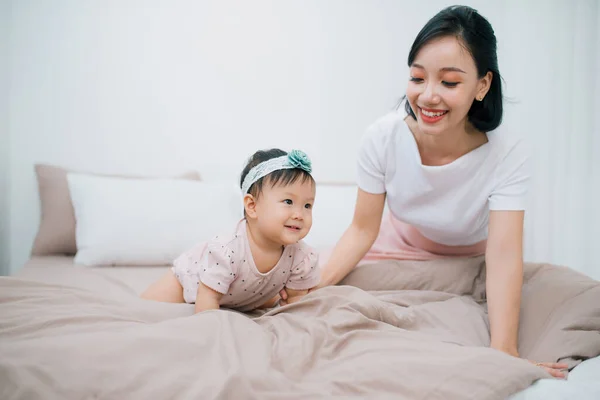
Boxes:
[316,189,386,288]
[284,288,309,304]
[485,210,524,356]
[486,210,568,378]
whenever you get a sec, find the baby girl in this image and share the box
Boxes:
[141,148,320,312]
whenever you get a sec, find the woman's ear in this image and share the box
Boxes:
[243,194,258,219]
[476,71,493,100]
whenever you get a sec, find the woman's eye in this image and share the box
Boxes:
[410,77,424,83]
[442,81,459,87]
[283,199,293,205]
[304,204,312,209]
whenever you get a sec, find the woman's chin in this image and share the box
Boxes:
[417,121,446,136]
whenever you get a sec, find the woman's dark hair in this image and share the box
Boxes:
[403,5,503,132]
[240,148,314,199]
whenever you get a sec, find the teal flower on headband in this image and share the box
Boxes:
[288,150,312,173]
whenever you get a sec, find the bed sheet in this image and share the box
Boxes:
[3,256,598,399]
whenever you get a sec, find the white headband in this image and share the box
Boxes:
[241,150,312,195]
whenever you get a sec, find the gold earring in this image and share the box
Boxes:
[477,95,484,101]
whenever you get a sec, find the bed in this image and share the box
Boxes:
[1,165,599,399]
[2,255,600,399]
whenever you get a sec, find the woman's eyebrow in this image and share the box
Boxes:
[412,63,466,74]
[440,66,466,73]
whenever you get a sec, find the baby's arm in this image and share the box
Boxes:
[195,283,223,313]
[282,247,320,304]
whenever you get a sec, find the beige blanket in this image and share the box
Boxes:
[1,256,599,399]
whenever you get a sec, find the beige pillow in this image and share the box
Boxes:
[31,164,201,256]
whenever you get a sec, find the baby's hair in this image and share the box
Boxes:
[240,148,314,198]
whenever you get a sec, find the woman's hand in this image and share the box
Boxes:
[528,360,568,378]
[278,288,287,303]
[277,287,310,306]
[498,347,568,379]
[278,268,335,303]
[279,274,337,304]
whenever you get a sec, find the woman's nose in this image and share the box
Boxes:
[422,82,440,104]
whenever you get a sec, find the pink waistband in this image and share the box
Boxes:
[362,212,486,262]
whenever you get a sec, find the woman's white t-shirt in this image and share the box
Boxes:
[356,111,531,246]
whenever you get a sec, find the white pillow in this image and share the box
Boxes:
[67,173,242,266]
[303,184,358,251]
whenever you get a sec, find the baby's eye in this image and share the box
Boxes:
[304,203,312,209]
[283,199,293,205]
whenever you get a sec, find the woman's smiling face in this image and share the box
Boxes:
[406,36,492,136]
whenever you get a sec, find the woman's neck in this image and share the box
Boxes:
[406,117,487,166]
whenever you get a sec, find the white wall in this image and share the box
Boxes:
[7,0,600,278]
[0,0,10,276]
[497,0,600,280]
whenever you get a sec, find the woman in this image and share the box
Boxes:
[282,5,567,378]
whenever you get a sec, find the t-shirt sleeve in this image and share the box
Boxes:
[286,248,320,291]
[488,143,532,211]
[199,243,236,295]
[172,242,206,270]
[356,121,388,194]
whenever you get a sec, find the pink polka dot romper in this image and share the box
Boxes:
[171,219,320,312]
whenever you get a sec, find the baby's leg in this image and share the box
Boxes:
[140,271,185,303]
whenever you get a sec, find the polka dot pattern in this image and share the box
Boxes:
[170,219,320,312]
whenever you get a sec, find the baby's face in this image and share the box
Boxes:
[254,179,315,246]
